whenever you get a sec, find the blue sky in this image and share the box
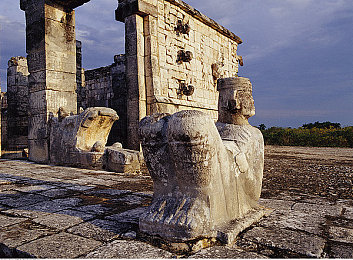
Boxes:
[0,0,352,128]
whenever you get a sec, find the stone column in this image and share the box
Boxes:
[125,14,147,150]
[116,0,158,151]
[20,0,79,163]
[7,57,30,150]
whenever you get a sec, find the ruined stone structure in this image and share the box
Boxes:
[116,0,242,150]
[139,77,267,244]
[20,0,79,163]
[15,0,244,161]
[6,57,30,150]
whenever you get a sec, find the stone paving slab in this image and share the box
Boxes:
[1,159,353,258]
[242,227,326,258]
[189,245,268,258]
[85,239,173,258]
[17,232,102,258]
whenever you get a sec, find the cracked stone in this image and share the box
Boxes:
[0,222,54,247]
[189,245,268,258]
[67,222,120,242]
[33,213,83,230]
[0,214,28,228]
[243,227,325,258]
[329,226,353,244]
[17,232,102,258]
[85,240,173,258]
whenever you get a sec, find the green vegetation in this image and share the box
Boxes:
[258,122,353,148]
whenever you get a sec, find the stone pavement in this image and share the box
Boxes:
[0,158,352,258]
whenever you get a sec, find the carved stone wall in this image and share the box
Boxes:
[6,57,30,150]
[116,0,243,149]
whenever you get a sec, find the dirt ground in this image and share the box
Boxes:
[262,145,353,201]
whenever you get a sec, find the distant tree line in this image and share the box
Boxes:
[258,122,353,148]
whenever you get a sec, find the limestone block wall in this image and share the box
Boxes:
[116,0,243,149]
[6,57,30,150]
[78,55,127,146]
[147,0,241,119]
[21,0,78,163]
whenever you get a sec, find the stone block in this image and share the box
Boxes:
[105,147,143,173]
[28,70,46,92]
[28,138,49,163]
[67,222,120,242]
[45,17,75,50]
[0,223,54,248]
[189,245,268,259]
[85,240,172,258]
[0,215,28,228]
[330,243,353,258]
[28,90,47,115]
[33,213,83,230]
[17,232,102,258]
[329,226,353,244]
[27,49,46,72]
[44,4,75,24]
[45,71,77,92]
[243,227,326,258]
[28,113,48,140]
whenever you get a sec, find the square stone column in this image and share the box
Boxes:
[21,0,78,163]
[125,14,147,151]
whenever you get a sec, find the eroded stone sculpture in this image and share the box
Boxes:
[139,77,267,244]
[50,107,118,169]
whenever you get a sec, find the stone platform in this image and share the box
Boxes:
[0,149,353,258]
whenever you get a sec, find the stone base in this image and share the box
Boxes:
[216,207,273,245]
[140,205,273,253]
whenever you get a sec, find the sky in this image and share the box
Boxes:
[0,0,352,128]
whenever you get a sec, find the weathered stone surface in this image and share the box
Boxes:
[17,232,102,258]
[0,223,54,247]
[329,226,353,244]
[189,245,268,259]
[330,243,353,258]
[105,146,143,173]
[49,107,118,168]
[139,77,266,243]
[6,57,29,151]
[32,213,83,230]
[243,227,326,258]
[0,193,47,208]
[0,215,27,228]
[17,200,72,213]
[85,239,173,258]
[292,202,343,217]
[259,208,324,235]
[67,222,120,242]
[105,207,146,224]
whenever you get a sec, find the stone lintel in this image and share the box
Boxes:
[115,0,159,22]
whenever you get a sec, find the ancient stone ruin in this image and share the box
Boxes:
[139,77,268,244]
[1,0,267,249]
